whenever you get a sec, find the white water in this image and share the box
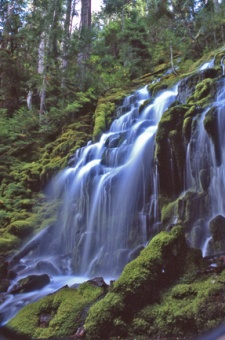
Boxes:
[185,77,225,255]
[0,83,179,326]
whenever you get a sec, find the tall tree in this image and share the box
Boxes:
[80,0,91,29]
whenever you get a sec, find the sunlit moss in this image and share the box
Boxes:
[8,282,104,339]
[85,226,187,339]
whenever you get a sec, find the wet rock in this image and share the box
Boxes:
[210,215,225,252]
[177,68,217,104]
[0,279,10,293]
[10,274,50,294]
[39,313,52,328]
[199,168,211,191]
[87,277,108,288]
[0,293,7,304]
[75,326,85,338]
[35,261,59,276]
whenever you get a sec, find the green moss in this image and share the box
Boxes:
[148,83,168,97]
[130,271,225,338]
[8,282,104,339]
[0,233,20,254]
[187,78,216,107]
[182,116,193,142]
[161,200,178,226]
[85,226,187,339]
[93,101,116,141]
[7,220,34,238]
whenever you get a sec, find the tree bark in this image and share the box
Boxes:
[61,0,72,89]
[80,0,91,30]
[38,32,46,116]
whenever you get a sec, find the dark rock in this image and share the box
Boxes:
[177,68,218,104]
[10,274,50,294]
[9,225,54,266]
[199,169,211,192]
[87,277,108,288]
[35,261,59,276]
[0,279,10,292]
[0,293,7,304]
[210,215,225,252]
[75,326,85,338]
[39,313,52,328]
[204,106,221,166]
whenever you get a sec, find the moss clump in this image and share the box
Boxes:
[0,233,20,254]
[148,83,168,97]
[130,273,225,338]
[85,226,187,339]
[7,220,34,238]
[187,78,215,107]
[93,101,116,141]
[161,200,178,226]
[8,282,104,339]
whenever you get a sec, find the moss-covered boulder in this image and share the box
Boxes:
[8,281,105,339]
[177,68,217,104]
[10,274,50,294]
[85,226,187,339]
[178,191,211,230]
[155,105,187,197]
[130,271,225,338]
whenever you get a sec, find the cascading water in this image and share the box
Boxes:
[184,75,225,256]
[0,83,179,325]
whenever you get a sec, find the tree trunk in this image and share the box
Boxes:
[80,0,91,30]
[61,0,72,89]
[38,33,46,116]
[213,0,219,12]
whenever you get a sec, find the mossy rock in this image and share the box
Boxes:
[0,233,20,255]
[177,68,218,104]
[85,226,187,339]
[130,269,225,338]
[177,191,211,230]
[210,215,225,252]
[148,83,168,97]
[187,78,216,107]
[155,105,187,197]
[8,282,105,339]
[93,101,116,142]
[7,220,34,239]
[204,106,221,166]
[161,200,178,227]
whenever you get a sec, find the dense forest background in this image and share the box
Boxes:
[0,0,225,255]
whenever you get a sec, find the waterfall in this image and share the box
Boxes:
[184,78,225,255]
[0,83,179,325]
[29,85,178,278]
